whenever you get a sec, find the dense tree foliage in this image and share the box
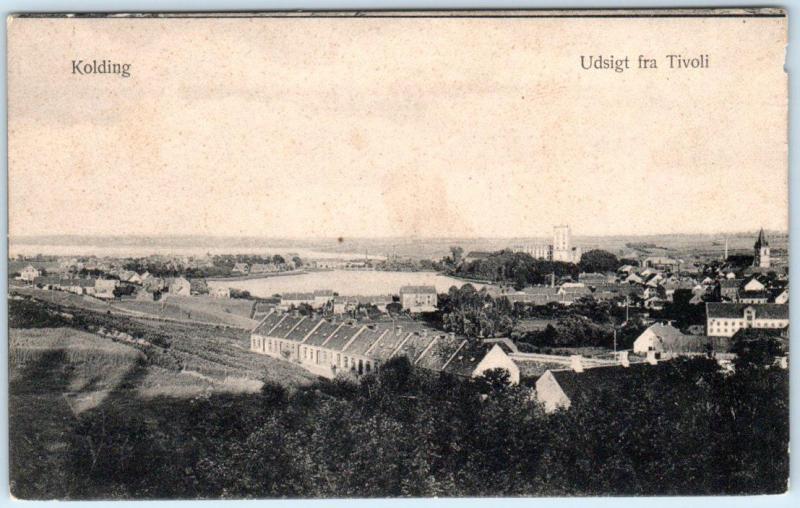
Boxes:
[577,249,621,274]
[452,250,578,289]
[12,356,788,499]
[437,285,514,338]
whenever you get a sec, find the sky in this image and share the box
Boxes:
[7,14,788,239]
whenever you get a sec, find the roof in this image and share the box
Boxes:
[443,343,494,377]
[282,292,315,301]
[646,323,685,343]
[323,324,362,350]
[303,321,341,347]
[739,290,770,300]
[399,285,437,295]
[719,279,742,289]
[368,326,413,361]
[314,289,335,297]
[269,315,304,339]
[547,363,656,402]
[344,326,387,355]
[285,318,320,342]
[706,302,789,320]
[415,335,466,371]
[253,312,284,335]
[393,332,437,363]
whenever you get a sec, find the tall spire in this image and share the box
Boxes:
[754,228,768,249]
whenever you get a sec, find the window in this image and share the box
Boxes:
[344,356,348,368]
[337,353,341,366]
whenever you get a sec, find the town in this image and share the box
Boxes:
[10,226,789,414]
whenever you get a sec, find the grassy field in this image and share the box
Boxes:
[112,295,257,328]
[8,295,317,499]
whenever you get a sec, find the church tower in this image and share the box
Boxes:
[753,228,770,268]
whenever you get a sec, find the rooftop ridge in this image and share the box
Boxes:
[266,314,288,336]
[341,326,367,352]
[414,336,439,365]
[320,322,345,347]
[388,332,414,359]
[250,309,274,333]
[300,319,325,344]
[361,328,389,355]
[283,316,305,339]
[441,340,468,371]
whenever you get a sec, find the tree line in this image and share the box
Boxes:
[12,353,788,499]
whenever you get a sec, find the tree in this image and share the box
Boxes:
[292,256,303,268]
[450,246,464,265]
[578,249,621,273]
[731,336,785,369]
[476,368,512,394]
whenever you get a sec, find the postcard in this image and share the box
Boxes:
[6,9,788,499]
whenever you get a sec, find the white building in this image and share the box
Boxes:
[249,311,518,382]
[18,264,41,282]
[706,303,789,338]
[399,285,438,312]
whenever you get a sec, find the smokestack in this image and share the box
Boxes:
[646,350,658,365]
[551,273,555,288]
[618,351,630,367]
[570,355,584,373]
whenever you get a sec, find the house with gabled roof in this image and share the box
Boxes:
[536,363,656,413]
[18,264,41,282]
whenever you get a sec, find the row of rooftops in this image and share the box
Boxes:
[252,311,490,375]
[705,302,789,320]
[281,286,436,302]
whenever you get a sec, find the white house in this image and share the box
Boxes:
[168,277,191,296]
[279,292,315,310]
[18,264,41,282]
[633,323,685,354]
[706,302,790,338]
[742,276,766,292]
[94,279,119,299]
[313,289,335,309]
[399,286,438,312]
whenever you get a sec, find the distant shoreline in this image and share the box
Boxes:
[206,270,308,282]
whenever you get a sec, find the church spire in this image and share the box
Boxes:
[754,228,768,249]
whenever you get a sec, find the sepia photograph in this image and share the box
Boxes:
[5,8,790,499]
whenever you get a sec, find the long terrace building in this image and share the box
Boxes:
[250,311,520,382]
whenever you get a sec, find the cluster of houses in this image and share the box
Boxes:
[231,262,293,275]
[250,307,789,413]
[16,264,231,301]
[277,286,438,315]
[497,230,789,314]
